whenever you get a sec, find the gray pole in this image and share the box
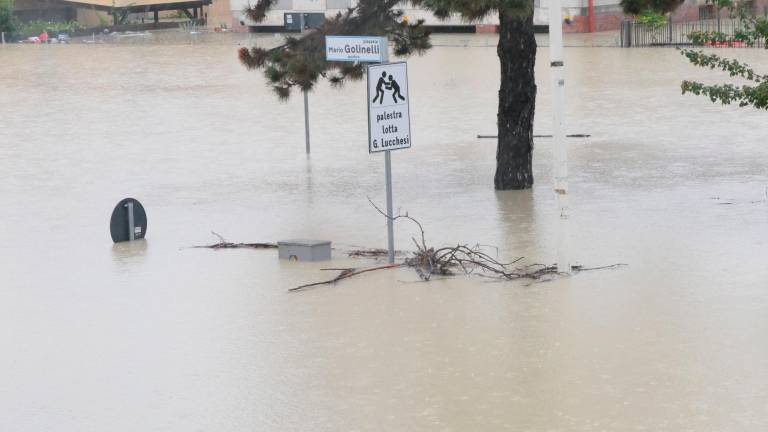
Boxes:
[385,150,395,263]
[1,32,5,45]
[303,89,310,154]
[126,201,136,241]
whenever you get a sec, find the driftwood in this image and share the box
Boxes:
[347,248,391,258]
[188,221,626,291]
[289,264,403,292]
[193,231,277,250]
[710,187,768,205]
[287,201,626,291]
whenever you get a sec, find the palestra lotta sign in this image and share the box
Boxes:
[367,62,411,153]
[326,36,388,63]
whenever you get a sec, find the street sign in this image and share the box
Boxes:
[110,198,147,243]
[367,62,411,153]
[326,36,387,63]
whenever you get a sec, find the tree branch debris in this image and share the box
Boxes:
[287,201,627,292]
[188,210,627,292]
[193,231,277,250]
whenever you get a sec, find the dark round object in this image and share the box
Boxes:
[110,198,148,243]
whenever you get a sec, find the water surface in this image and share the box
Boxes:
[1,33,767,431]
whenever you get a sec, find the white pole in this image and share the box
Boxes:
[1,32,5,45]
[303,89,310,154]
[385,150,395,263]
[549,0,572,274]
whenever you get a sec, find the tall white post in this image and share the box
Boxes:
[549,0,572,274]
[303,89,310,154]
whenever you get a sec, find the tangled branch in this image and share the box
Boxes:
[358,199,626,285]
[192,231,277,250]
[289,264,402,292]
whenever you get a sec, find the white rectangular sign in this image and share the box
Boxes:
[326,36,387,63]
[367,62,411,153]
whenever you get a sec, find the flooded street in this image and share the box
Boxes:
[1,33,767,430]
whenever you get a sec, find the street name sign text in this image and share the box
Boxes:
[326,36,387,63]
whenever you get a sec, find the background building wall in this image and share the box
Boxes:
[230,0,768,33]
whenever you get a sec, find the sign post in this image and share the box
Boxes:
[367,62,411,263]
[325,36,402,263]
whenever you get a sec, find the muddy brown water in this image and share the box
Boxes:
[1,33,767,431]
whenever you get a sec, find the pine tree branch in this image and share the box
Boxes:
[239,0,431,100]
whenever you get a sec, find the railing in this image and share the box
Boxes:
[620,18,766,48]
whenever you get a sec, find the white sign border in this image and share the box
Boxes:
[367,61,412,154]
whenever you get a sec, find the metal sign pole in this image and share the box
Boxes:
[126,201,136,241]
[381,44,395,263]
[549,0,572,274]
[385,150,395,263]
[303,89,310,154]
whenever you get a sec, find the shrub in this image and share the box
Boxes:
[17,20,83,38]
[0,0,16,36]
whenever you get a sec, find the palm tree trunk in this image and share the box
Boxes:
[494,9,537,190]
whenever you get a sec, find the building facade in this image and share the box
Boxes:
[226,0,768,33]
[227,0,629,33]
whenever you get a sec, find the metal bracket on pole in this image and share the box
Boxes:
[385,150,395,264]
[125,201,136,241]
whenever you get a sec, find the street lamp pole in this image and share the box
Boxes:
[549,0,572,274]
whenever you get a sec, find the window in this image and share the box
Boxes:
[327,0,352,8]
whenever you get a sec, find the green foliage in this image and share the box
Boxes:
[635,10,667,29]
[751,16,768,41]
[679,49,768,110]
[98,13,110,27]
[687,30,734,44]
[0,0,16,36]
[686,12,768,47]
[733,27,753,43]
[705,0,733,11]
[17,20,83,38]
[411,0,505,20]
[621,0,682,16]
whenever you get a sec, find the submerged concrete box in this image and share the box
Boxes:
[278,239,331,262]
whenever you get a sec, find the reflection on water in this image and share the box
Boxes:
[111,239,149,265]
[0,33,767,431]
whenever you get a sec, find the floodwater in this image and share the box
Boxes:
[1,32,767,431]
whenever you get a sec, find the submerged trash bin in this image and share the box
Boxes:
[278,239,331,262]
